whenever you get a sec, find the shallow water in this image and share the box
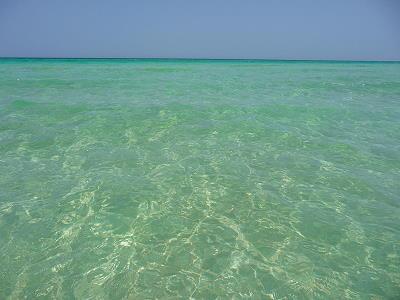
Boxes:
[0,59,399,299]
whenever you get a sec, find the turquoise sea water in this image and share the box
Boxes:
[0,59,399,299]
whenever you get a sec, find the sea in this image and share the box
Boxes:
[0,58,399,298]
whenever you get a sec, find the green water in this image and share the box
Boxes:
[0,59,399,299]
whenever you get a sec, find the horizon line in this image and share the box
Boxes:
[0,56,399,63]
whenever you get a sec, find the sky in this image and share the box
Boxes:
[0,0,399,60]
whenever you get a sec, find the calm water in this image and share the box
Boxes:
[0,59,399,299]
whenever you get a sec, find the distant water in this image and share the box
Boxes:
[0,58,399,299]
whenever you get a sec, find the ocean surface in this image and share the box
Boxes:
[0,58,399,299]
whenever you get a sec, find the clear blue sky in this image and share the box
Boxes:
[0,0,399,60]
